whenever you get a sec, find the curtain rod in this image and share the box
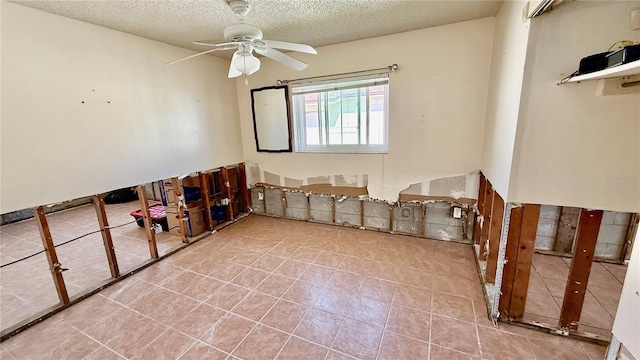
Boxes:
[275,64,398,86]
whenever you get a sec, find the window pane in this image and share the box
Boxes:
[304,93,320,145]
[360,89,368,145]
[340,88,358,145]
[369,85,385,145]
[327,90,342,145]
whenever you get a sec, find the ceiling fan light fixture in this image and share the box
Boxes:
[233,52,260,75]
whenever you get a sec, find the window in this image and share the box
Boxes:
[291,73,389,153]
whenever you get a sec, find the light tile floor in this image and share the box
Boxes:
[525,253,627,338]
[1,216,607,359]
[0,201,184,331]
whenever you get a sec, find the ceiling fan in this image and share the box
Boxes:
[165,0,317,78]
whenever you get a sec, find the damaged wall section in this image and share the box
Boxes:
[250,185,474,243]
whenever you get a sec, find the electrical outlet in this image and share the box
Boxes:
[258,192,264,200]
[452,206,463,219]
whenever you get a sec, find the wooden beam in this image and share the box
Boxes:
[33,206,70,305]
[331,196,336,224]
[485,190,505,283]
[498,205,524,317]
[360,199,365,228]
[169,178,189,244]
[238,163,251,213]
[559,209,603,331]
[621,213,639,262]
[474,174,487,245]
[93,194,119,278]
[137,185,159,258]
[199,172,213,231]
[508,204,540,320]
[554,206,580,254]
[220,167,234,221]
[479,185,494,260]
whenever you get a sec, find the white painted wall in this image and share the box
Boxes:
[510,1,640,212]
[612,227,640,359]
[480,0,530,200]
[236,18,494,201]
[0,3,244,213]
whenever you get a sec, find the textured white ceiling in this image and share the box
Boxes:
[11,0,502,58]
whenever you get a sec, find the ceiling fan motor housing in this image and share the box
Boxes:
[223,23,263,41]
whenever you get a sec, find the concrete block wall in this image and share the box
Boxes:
[335,198,361,226]
[309,194,332,223]
[425,202,465,241]
[393,203,423,235]
[363,201,390,230]
[534,205,561,250]
[249,185,474,243]
[531,205,634,261]
[596,211,631,260]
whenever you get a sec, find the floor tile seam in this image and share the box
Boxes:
[177,338,233,359]
[373,286,398,360]
[470,287,485,359]
[65,318,133,359]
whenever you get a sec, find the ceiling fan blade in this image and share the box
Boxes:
[193,40,237,47]
[164,48,226,66]
[228,60,242,78]
[261,39,317,54]
[255,47,308,71]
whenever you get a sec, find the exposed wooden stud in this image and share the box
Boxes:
[498,205,524,317]
[305,194,311,220]
[485,190,505,283]
[420,203,427,236]
[507,204,540,320]
[33,206,70,305]
[199,172,213,231]
[331,196,336,224]
[389,203,394,232]
[137,185,159,258]
[475,174,487,245]
[92,194,119,278]
[479,186,494,261]
[621,213,639,262]
[559,209,603,331]
[554,206,580,254]
[360,199,365,228]
[169,178,189,244]
[238,163,251,213]
[220,167,234,221]
[281,191,287,217]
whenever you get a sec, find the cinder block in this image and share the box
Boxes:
[394,203,422,222]
[394,219,422,235]
[335,199,360,215]
[601,211,616,225]
[425,207,462,227]
[595,242,622,259]
[250,188,265,213]
[425,223,463,241]
[539,205,560,219]
[286,208,308,220]
[536,217,559,238]
[613,212,632,226]
[596,224,627,245]
[309,195,332,223]
[265,188,284,216]
[285,192,307,210]
[363,201,390,230]
[534,235,555,250]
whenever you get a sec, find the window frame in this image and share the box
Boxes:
[290,74,390,154]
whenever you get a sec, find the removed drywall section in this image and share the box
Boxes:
[399,172,480,202]
[309,195,333,223]
[285,192,308,220]
[425,201,466,241]
[245,163,368,197]
[363,201,391,230]
[596,212,631,260]
[335,198,361,226]
[264,188,285,216]
[393,203,423,235]
[250,187,265,214]
[534,205,560,250]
